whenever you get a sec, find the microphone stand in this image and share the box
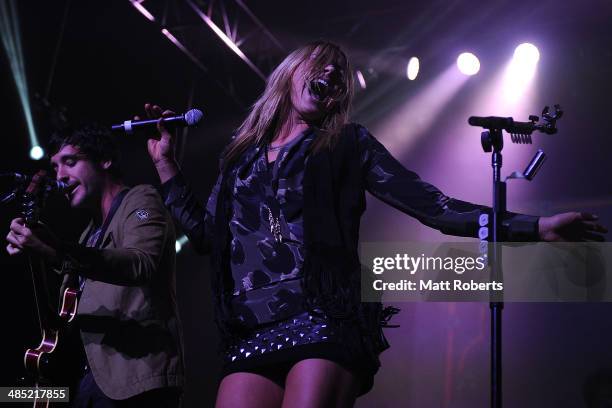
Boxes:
[471,105,563,408]
[480,127,505,408]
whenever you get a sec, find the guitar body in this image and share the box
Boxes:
[23,285,83,407]
[59,288,79,322]
[24,329,59,377]
[24,287,80,383]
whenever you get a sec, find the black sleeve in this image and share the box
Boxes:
[358,125,539,241]
[160,172,220,254]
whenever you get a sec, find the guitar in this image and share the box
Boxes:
[19,171,82,407]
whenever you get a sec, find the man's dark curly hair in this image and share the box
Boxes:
[46,124,122,179]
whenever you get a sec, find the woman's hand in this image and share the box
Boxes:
[140,103,179,183]
[538,212,607,242]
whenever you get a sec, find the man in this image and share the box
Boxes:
[6,124,184,407]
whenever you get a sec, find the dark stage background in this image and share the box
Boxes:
[1,1,612,406]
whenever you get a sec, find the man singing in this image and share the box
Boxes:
[6,125,184,407]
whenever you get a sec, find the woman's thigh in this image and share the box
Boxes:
[216,372,284,408]
[282,358,361,408]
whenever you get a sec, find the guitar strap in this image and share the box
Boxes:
[93,187,130,249]
[79,188,129,290]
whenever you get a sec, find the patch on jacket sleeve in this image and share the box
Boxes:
[135,209,150,220]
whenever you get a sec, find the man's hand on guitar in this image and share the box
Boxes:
[6,218,60,261]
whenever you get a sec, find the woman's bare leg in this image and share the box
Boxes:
[216,372,284,408]
[282,359,361,408]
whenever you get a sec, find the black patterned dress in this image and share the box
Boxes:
[162,124,539,392]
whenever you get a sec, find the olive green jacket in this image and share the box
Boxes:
[59,184,184,400]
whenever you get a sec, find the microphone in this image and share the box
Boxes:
[468,116,514,130]
[111,108,204,135]
[1,172,68,193]
[468,116,539,135]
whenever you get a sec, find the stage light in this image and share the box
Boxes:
[29,146,44,160]
[502,43,540,103]
[457,52,480,76]
[513,43,540,65]
[369,64,470,156]
[1,0,41,159]
[356,70,367,89]
[175,235,189,253]
[406,57,419,80]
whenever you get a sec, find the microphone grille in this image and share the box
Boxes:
[45,180,69,193]
[184,109,204,126]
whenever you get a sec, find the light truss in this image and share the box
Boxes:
[129,0,284,104]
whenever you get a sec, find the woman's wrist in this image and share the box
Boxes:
[155,159,180,183]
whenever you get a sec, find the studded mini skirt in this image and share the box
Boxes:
[221,309,376,395]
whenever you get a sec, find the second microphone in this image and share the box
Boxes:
[111,108,204,135]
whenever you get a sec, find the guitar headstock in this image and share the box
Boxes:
[22,170,48,226]
[25,170,48,195]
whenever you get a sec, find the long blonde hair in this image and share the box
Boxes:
[222,41,354,170]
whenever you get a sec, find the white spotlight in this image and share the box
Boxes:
[503,43,540,103]
[513,43,540,65]
[30,145,44,160]
[406,57,419,80]
[457,52,480,76]
[175,235,188,254]
[356,70,366,89]
[1,1,41,155]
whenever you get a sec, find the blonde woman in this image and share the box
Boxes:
[143,41,605,407]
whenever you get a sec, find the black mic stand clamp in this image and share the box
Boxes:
[539,104,563,134]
